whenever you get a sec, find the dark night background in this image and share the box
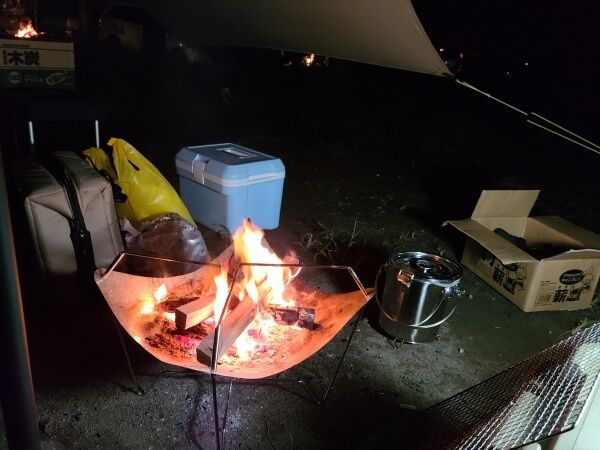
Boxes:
[417,1,598,132]
[5,1,600,168]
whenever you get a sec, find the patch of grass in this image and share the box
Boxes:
[383,229,419,251]
[567,289,600,336]
[570,316,600,335]
[594,290,600,308]
[386,230,449,256]
[298,219,366,265]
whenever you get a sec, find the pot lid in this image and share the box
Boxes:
[388,251,462,283]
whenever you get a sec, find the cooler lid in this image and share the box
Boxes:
[388,251,462,286]
[186,143,272,166]
[176,143,285,188]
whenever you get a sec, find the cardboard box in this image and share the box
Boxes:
[0,38,74,89]
[446,190,600,312]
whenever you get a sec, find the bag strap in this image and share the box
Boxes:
[82,149,128,203]
[97,168,128,203]
[39,154,97,280]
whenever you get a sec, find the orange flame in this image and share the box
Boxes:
[139,299,154,315]
[15,21,38,38]
[213,262,229,324]
[215,219,299,360]
[154,284,168,303]
[232,219,296,308]
[140,284,169,316]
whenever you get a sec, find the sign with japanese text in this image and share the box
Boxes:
[0,39,74,88]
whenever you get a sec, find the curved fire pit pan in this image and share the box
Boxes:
[95,252,373,379]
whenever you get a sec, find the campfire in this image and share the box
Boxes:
[302,53,316,67]
[15,20,38,38]
[96,220,373,379]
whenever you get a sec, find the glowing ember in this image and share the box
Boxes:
[213,219,300,361]
[15,21,38,38]
[162,312,176,322]
[233,323,259,359]
[228,311,290,361]
[154,284,168,302]
[140,299,154,315]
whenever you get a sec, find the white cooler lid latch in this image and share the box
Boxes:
[192,156,208,185]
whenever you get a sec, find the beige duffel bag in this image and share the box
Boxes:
[11,151,123,302]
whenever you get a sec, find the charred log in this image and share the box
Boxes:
[196,299,256,366]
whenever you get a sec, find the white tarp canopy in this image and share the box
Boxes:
[142,0,451,77]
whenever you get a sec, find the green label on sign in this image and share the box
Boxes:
[0,68,75,88]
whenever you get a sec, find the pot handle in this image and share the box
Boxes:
[409,288,464,329]
[374,263,464,328]
[374,263,400,323]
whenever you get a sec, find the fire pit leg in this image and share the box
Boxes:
[204,305,363,449]
[211,373,221,450]
[210,374,233,450]
[113,318,144,395]
[321,306,365,402]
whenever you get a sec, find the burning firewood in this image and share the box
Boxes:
[175,296,214,330]
[269,306,315,329]
[196,298,257,366]
[15,20,38,38]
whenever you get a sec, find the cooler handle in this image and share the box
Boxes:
[192,156,209,184]
[218,146,255,158]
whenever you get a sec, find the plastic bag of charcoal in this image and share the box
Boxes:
[120,213,209,276]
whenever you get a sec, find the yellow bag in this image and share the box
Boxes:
[84,138,195,229]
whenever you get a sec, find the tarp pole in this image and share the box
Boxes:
[0,147,41,449]
[455,79,600,157]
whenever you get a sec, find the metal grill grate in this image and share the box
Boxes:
[421,323,600,450]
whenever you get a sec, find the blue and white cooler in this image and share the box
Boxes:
[176,143,285,233]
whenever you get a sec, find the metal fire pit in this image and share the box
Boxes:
[95,250,373,379]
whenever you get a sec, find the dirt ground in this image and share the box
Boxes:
[2,44,599,449]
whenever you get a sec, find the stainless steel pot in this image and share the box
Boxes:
[376,252,463,343]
